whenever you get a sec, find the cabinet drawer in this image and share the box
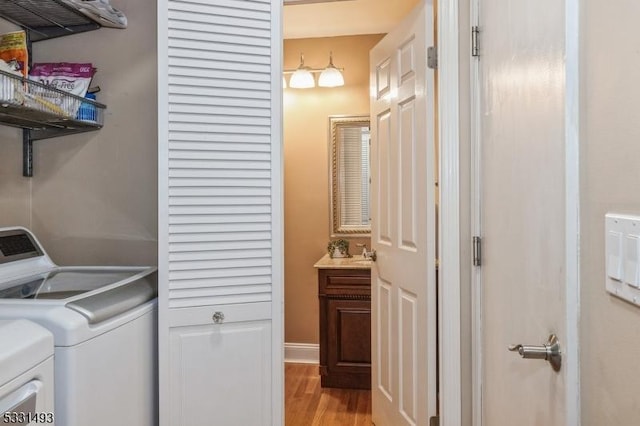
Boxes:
[318,268,371,295]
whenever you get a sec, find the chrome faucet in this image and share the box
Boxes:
[356,244,377,261]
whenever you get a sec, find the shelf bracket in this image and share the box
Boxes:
[23,129,33,177]
[22,30,33,178]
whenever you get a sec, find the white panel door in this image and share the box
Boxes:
[478,0,568,424]
[157,0,283,424]
[370,1,437,425]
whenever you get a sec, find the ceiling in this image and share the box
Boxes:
[283,0,419,39]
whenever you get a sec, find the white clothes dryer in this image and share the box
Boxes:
[0,227,157,426]
[0,319,54,425]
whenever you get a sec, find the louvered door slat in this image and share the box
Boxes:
[168,10,269,31]
[171,103,268,118]
[169,20,269,38]
[169,29,271,48]
[168,231,272,243]
[169,240,271,253]
[169,266,271,281]
[168,142,271,152]
[179,0,271,12]
[169,274,272,290]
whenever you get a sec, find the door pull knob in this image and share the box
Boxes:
[508,334,561,372]
[212,311,225,324]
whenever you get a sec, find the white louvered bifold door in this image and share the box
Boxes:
[157,1,283,425]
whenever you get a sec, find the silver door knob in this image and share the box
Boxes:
[212,311,225,324]
[508,334,561,372]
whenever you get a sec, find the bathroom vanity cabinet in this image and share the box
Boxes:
[315,255,372,389]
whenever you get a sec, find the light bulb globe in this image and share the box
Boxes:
[318,66,344,87]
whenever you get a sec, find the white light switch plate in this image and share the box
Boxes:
[625,235,640,287]
[607,230,623,280]
[605,213,640,305]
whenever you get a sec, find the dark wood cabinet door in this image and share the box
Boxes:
[325,298,371,388]
[318,268,371,389]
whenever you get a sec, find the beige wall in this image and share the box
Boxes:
[0,0,158,265]
[0,125,29,229]
[581,1,640,423]
[284,34,381,344]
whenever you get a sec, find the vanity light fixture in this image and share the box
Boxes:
[284,52,345,89]
[288,54,315,88]
[318,52,344,87]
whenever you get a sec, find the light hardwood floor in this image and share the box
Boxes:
[285,363,372,426]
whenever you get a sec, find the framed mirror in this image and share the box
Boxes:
[329,115,371,236]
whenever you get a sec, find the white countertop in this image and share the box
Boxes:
[313,253,372,270]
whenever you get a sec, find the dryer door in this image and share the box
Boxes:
[0,380,44,425]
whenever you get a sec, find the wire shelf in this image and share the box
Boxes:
[0,0,100,41]
[0,69,105,135]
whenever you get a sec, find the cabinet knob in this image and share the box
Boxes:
[212,311,225,324]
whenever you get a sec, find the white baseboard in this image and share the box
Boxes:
[284,342,319,364]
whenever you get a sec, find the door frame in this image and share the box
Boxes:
[467,0,582,425]
[437,0,463,425]
[564,0,581,423]
[279,0,466,422]
[272,4,285,424]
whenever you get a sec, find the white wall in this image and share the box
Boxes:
[0,126,29,228]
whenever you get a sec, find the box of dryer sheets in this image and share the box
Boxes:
[28,62,96,117]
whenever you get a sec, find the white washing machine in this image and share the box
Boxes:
[0,319,54,426]
[0,227,157,426]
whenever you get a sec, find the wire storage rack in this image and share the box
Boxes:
[0,0,111,176]
[0,0,101,41]
[0,69,105,133]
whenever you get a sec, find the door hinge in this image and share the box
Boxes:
[429,415,440,426]
[473,236,482,266]
[472,25,480,57]
[427,46,438,69]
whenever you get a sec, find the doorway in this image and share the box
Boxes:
[281,31,380,425]
[281,0,435,424]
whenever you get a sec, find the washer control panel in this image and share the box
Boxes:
[0,228,43,264]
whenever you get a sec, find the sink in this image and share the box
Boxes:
[346,256,372,267]
[314,254,373,269]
